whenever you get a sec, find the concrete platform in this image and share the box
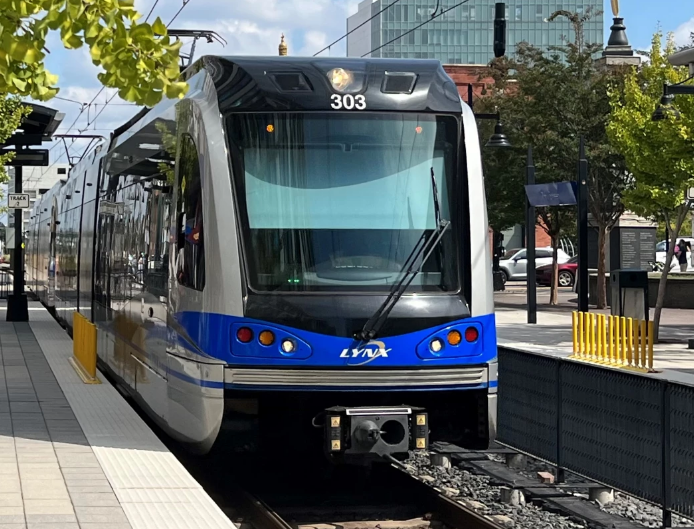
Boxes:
[0,302,236,529]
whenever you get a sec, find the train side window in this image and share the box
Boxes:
[175,134,205,291]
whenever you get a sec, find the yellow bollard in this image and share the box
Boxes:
[614,316,620,365]
[620,316,628,365]
[69,311,100,384]
[572,311,578,355]
[578,312,584,357]
[647,320,654,371]
[629,318,636,367]
[608,316,615,364]
[591,313,597,360]
[641,320,648,369]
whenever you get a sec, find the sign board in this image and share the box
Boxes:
[0,149,49,167]
[688,187,694,201]
[619,227,657,271]
[525,182,577,207]
[8,194,30,209]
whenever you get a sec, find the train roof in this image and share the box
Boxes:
[112,55,463,144]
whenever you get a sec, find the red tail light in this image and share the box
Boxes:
[464,327,479,343]
[237,327,253,343]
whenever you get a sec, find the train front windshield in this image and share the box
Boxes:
[227,113,461,293]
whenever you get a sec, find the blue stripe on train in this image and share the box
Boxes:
[173,311,497,368]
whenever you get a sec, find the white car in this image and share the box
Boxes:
[498,247,571,284]
[655,238,694,272]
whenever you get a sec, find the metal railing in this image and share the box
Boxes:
[0,270,11,299]
[498,346,694,528]
[571,311,655,372]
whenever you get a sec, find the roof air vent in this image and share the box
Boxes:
[381,72,418,94]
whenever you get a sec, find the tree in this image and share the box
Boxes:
[607,31,694,340]
[0,0,187,106]
[478,7,629,305]
[0,95,32,186]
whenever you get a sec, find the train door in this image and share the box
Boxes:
[134,182,171,422]
[47,199,58,307]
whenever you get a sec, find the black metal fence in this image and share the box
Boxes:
[498,346,694,527]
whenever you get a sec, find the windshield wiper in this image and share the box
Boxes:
[355,167,450,342]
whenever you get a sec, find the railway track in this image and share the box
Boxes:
[226,459,507,529]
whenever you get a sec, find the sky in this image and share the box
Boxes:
[19,0,694,171]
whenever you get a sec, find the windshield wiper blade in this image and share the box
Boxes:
[356,167,449,342]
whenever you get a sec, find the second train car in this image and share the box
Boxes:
[26,56,498,463]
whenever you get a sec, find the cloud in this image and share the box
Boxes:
[32,0,363,167]
[674,16,694,47]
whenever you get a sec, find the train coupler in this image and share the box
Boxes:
[323,406,429,461]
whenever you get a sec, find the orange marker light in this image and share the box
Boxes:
[259,330,275,346]
[266,124,275,133]
[447,330,462,346]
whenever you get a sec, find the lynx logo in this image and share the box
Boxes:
[340,340,391,366]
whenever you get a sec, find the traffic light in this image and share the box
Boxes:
[493,3,506,58]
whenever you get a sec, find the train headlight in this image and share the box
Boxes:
[447,330,462,346]
[430,338,443,353]
[259,330,275,346]
[281,339,296,353]
[327,68,354,92]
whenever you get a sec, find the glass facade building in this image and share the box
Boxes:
[346,0,604,64]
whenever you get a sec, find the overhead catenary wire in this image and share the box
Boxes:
[313,0,405,57]
[363,0,471,57]
[46,0,196,170]
[145,0,160,22]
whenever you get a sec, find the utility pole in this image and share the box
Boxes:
[7,157,28,321]
[526,146,537,324]
[577,137,589,313]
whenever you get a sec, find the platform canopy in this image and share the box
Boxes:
[1,102,65,148]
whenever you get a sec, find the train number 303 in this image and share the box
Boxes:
[330,94,366,110]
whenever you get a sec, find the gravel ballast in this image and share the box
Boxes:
[487,452,694,528]
[405,451,591,529]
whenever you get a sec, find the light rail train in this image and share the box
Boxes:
[26,56,498,463]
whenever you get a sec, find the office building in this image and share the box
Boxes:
[346,0,603,65]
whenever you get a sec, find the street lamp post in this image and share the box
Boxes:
[526,146,537,324]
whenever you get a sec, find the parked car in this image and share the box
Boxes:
[535,255,578,287]
[655,238,694,272]
[498,247,571,284]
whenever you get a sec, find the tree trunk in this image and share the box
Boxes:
[550,234,559,305]
[653,208,688,342]
[596,224,607,309]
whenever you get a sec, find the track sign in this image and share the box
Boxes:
[8,194,30,209]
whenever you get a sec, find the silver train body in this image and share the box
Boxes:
[26,56,498,459]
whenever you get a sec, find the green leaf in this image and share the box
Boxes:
[11,77,27,91]
[129,22,153,40]
[152,17,167,36]
[165,81,188,99]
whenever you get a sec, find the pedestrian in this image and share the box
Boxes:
[676,239,689,272]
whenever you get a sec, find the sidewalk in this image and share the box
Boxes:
[0,303,236,529]
[495,288,694,384]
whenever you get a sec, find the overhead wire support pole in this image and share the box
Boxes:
[526,146,537,324]
[577,137,589,313]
